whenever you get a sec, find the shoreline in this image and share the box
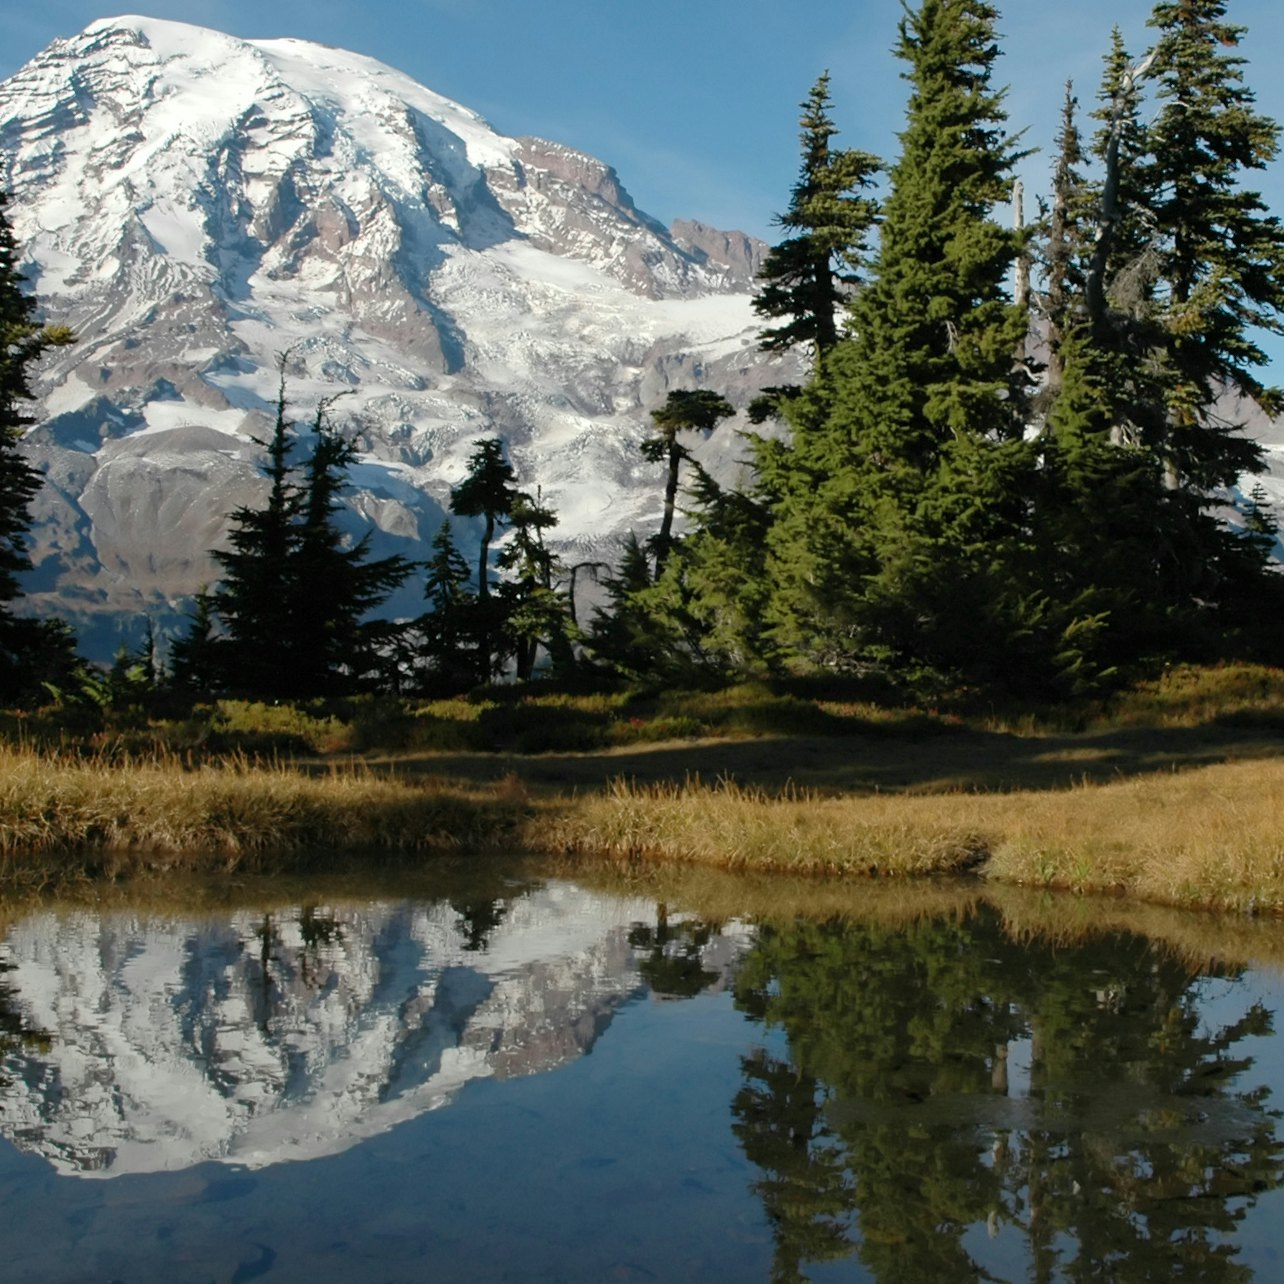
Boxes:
[0,738,1281,917]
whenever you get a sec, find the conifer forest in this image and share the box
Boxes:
[3,0,1284,711]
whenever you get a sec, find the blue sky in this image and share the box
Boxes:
[3,1,1283,366]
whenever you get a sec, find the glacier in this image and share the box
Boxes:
[0,15,788,656]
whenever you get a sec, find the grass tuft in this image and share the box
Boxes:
[542,760,1284,914]
[0,744,525,886]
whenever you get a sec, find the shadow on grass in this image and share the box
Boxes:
[372,718,1284,798]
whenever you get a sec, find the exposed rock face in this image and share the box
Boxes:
[0,17,790,655]
[671,218,767,284]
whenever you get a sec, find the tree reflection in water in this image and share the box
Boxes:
[0,959,50,1062]
[731,908,1284,1283]
[629,903,724,999]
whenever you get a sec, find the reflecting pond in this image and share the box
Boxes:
[1,866,1284,1282]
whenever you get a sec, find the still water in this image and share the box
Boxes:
[0,867,1283,1282]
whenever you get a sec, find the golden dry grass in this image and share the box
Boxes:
[4,665,1284,918]
[544,759,1284,914]
[0,745,525,885]
[545,776,988,876]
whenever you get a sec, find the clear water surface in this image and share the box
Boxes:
[0,863,1282,1283]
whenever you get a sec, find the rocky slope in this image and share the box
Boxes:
[0,16,787,655]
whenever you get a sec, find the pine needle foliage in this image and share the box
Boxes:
[751,71,881,425]
[0,190,78,704]
[1142,0,1284,490]
[765,0,1034,687]
[201,374,411,701]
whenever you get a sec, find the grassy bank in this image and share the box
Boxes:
[1,746,1282,915]
[0,662,1282,913]
[0,747,527,888]
[554,759,1284,913]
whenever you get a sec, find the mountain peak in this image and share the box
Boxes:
[0,17,777,656]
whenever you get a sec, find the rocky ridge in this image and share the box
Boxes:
[0,16,785,654]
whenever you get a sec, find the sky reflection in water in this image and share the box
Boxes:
[0,873,1282,1282]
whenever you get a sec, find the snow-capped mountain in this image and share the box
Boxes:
[0,885,747,1177]
[0,16,785,654]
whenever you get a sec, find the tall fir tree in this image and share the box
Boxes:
[208,370,304,698]
[415,519,478,692]
[1057,5,1284,663]
[497,489,574,680]
[1038,84,1112,440]
[288,405,412,698]
[1034,61,1198,677]
[1086,29,1158,375]
[750,73,880,423]
[0,190,77,704]
[765,0,1036,684]
[1141,0,1284,493]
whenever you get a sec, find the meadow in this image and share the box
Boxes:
[1,662,1282,914]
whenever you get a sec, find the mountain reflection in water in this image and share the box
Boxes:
[0,883,744,1175]
[0,878,1280,1282]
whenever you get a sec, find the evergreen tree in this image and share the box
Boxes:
[450,436,520,682]
[415,519,477,692]
[765,0,1032,684]
[586,532,673,680]
[497,489,575,680]
[1032,77,1183,680]
[642,389,734,580]
[750,73,880,423]
[209,369,302,698]
[1057,30,1175,471]
[104,619,163,714]
[661,461,778,675]
[288,404,412,698]
[1141,0,1284,493]
[1039,6,1284,668]
[170,588,224,698]
[835,0,1028,468]
[1086,29,1158,372]
[207,374,410,700]
[0,190,76,704]
[450,437,519,602]
[1038,84,1112,439]
[1240,482,1280,563]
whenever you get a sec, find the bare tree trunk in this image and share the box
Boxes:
[1013,180,1029,314]
[655,438,682,581]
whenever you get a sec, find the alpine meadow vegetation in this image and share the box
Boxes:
[1,0,1283,912]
